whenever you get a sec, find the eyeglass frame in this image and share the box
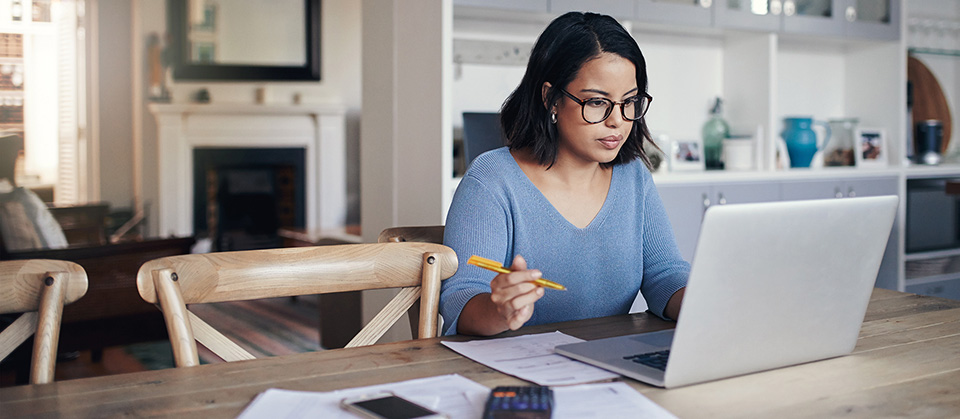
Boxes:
[557,87,653,124]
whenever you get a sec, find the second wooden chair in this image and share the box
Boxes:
[0,259,88,384]
[136,242,457,367]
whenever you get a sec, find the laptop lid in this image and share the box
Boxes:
[462,112,506,168]
[557,196,899,388]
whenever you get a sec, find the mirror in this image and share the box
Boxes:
[168,0,320,81]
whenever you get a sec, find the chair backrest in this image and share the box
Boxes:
[378,225,445,244]
[136,242,458,367]
[0,259,88,384]
[377,226,446,339]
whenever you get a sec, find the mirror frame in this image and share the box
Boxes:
[167,0,321,81]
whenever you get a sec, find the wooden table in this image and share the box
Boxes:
[2,288,959,418]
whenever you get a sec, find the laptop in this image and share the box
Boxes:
[462,112,506,168]
[555,195,899,388]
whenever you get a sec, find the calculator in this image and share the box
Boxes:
[482,386,554,419]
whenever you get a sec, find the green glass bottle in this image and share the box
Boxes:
[702,97,729,170]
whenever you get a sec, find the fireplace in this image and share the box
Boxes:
[194,148,306,251]
[149,103,346,238]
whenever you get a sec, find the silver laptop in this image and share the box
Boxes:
[555,195,899,388]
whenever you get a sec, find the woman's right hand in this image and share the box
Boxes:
[489,255,545,331]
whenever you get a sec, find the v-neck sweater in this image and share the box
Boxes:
[440,147,690,335]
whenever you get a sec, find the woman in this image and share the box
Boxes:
[441,12,689,336]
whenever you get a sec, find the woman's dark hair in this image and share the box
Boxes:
[500,12,653,168]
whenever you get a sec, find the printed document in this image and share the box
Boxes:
[236,374,677,419]
[236,374,488,419]
[441,331,618,386]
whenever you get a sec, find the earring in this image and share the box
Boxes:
[550,111,557,124]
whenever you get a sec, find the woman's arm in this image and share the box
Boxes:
[456,255,545,336]
[663,287,685,321]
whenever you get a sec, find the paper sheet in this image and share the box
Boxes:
[441,331,619,386]
[236,374,489,419]
[236,374,677,419]
[553,382,677,419]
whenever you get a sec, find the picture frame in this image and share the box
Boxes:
[855,128,886,168]
[670,139,705,172]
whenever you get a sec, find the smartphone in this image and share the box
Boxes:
[340,392,448,419]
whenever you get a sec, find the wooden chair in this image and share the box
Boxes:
[377,225,445,244]
[136,242,458,368]
[378,226,446,339]
[0,259,88,384]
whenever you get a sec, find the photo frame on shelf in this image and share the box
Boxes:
[670,139,705,172]
[855,128,886,168]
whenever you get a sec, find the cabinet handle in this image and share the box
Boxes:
[845,6,857,22]
[847,187,856,198]
[834,187,843,199]
[698,0,712,9]
[783,0,795,16]
[717,192,727,205]
[770,0,782,15]
[702,193,711,213]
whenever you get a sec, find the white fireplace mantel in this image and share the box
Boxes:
[149,103,347,237]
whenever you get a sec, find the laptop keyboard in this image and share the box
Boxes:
[624,349,670,371]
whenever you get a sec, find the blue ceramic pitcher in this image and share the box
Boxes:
[781,117,831,168]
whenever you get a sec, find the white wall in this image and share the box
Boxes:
[96,0,134,207]
[451,22,727,148]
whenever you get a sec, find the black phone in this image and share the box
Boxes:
[340,392,448,419]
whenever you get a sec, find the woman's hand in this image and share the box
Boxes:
[489,255,546,330]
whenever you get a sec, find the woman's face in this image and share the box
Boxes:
[550,52,637,166]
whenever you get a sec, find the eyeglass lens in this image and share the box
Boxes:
[581,97,649,124]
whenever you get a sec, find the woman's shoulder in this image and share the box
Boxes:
[463,146,515,181]
[616,156,654,184]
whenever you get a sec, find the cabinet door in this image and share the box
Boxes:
[657,183,712,262]
[780,178,846,200]
[843,177,898,198]
[550,0,635,20]
[635,0,714,27]
[453,0,548,13]
[780,177,900,291]
[845,177,900,291]
[842,0,900,41]
[781,0,843,37]
[657,181,780,261]
[715,0,781,31]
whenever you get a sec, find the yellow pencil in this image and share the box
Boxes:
[467,255,567,291]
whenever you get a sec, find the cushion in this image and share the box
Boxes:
[0,187,68,251]
[0,201,43,251]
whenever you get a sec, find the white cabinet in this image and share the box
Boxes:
[634,0,714,26]
[452,0,548,13]
[550,0,634,20]
[658,181,780,261]
[778,176,900,291]
[715,0,900,40]
[656,175,900,291]
[448,1,958,300]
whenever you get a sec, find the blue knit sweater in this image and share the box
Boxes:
[441,147,690,335]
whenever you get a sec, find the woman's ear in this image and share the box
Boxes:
[541,82,553,111]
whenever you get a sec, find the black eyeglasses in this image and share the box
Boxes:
[558,88,652,124]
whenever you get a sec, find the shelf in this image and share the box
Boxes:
[651,167,900,185]
[905,247,960,262]
[905,271,960,286]
[909,47,960,58]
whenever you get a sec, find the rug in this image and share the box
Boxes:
[125,295,323,368]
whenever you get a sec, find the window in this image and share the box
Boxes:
[1,0,84,204]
